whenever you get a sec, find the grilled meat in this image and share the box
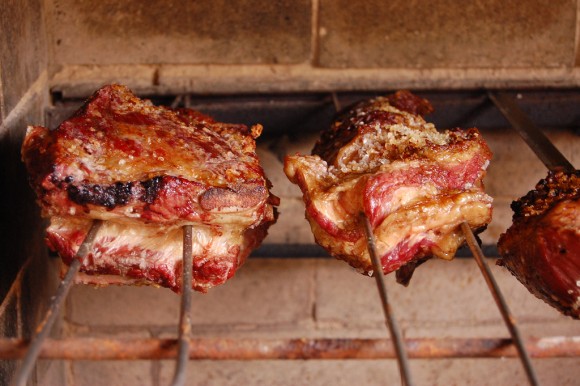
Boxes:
[22,84,278,292]
[284,91,492,277]
[47,217,270,292]
[498,170,580,318]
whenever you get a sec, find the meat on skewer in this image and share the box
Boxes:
[284,91,493,280]
[498,170,580,319]
[22,84,278,292]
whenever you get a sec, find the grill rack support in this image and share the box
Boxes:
[1,90,578,385]
[461,222,540,386]
[2,336,579,360]
[363,214,414,386]
[169,225,194,386]
[332,91,541,386]
[10,220,103,386]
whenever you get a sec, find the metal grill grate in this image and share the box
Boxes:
[1,90,578,386]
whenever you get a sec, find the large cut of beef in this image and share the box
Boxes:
[498,170,580,319]
[22,84,278,292]
[284,91,493,278]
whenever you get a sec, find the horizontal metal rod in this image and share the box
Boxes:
[1,337,579,360]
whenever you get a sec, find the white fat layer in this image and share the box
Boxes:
[48,217,246,289]
[373,192,492,256]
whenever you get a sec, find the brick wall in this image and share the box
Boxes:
[63,259,580,386]
[1,1,579,385]
[0,0,59,385]
[53,91,579,386]
[46,0,580,96]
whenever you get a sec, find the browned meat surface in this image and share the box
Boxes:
[22,84,278,292]
[498,170,580,318]
[284,91,493,277]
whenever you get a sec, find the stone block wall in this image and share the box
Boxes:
[45,0,580,95]
[0,0,58,385]
[1,1,580,385]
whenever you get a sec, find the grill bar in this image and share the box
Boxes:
[334,92,413,385]
[10,220,103,386]
[1,336,579,360]
[484,90,578,385]
[461,222,540,386]
[488,91,575,172]
[4,90,578,385]
[0,258,30,321]
[169,225,194,386]
[334,91,413,384]
[363,215,414,386]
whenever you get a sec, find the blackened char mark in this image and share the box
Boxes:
[67,181,134,209]
[142,176,164,204]
[66,176,165,209]
[395,256,431,287]
[510,170,580,219]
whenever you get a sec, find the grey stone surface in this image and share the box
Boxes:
[48,0,312,66]
[71,360,153,386]
[318,0,577,69]
[316,258,578,332]
[65,258,580,385]
[67,285,181,327]
[186,258,316,326]
[0,0,47,119]
[155,357,580,386]
[66,259,316,328]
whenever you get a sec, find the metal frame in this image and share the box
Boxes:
[2,336,579,360]
[169,225,194,386]
[10,220,103,386]
[363,200,414,386]
[2,91,578,386]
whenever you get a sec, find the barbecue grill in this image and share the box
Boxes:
[1,1,579,385]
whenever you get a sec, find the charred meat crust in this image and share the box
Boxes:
[60,177,267,212]
[67,181,136,208]
[285,90,493,279]
[497,210,580,319]
[312,90,434,164]
[23,84,279,293]
[497,170,580,319]
[385,90,434,117]
[510,170,580,219]
[21,84,277,227]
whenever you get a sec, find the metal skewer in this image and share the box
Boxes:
[169,91,195,386]
[362,215,414,386]
[11,219,103,386]
[331,92,343,112]
[169,225,194,386]
[486,90,578,385]
[487,91,575,173]
[460,222,540,386]
[0,258,31,320]
[331,92,412,385]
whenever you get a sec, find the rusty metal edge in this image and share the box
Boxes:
[1,337,579,360]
